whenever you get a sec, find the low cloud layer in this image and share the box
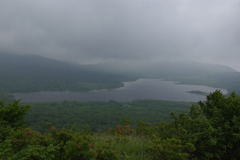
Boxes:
[1,0,240,70]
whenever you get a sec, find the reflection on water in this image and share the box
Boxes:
[14,79,228,102]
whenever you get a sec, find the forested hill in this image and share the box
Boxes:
[0,53,137,93]
[1,53,240,97]
[85,61,240,95]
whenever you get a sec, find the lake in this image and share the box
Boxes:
[14,79,228,102]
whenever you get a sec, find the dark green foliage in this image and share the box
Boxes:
[0,126,147,160]
[171,107,216,159]
[0,127,95,160]
[136,120,151,135]
[200,91,240,159]
[0,131,58,160]
[148,138,195,160]
[0,100,31,141]
[0,92,14,102]
[120,117,132,126]
[170,90,240,159]
[24,100,190,132]
[0,100,31,129]
[1,91,240,159]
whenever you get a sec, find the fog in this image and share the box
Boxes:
[1,0,240,71]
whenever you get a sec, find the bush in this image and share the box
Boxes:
[0,100,30,141]
[148,138,194,160]
[171,90,240,159]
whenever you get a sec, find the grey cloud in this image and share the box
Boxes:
[0,0,240,70]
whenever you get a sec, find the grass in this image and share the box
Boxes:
[91,133,150,160]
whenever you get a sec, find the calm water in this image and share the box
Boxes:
[14,79,227,102]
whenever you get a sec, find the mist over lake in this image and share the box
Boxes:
[14,79,227,102]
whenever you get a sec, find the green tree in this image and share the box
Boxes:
[0,100,31,141]
[199,90,240,159]
[171,90,240,159]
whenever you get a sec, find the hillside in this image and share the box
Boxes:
[0,53,137,93]
[85,60,240,94]
[1,53,240,101]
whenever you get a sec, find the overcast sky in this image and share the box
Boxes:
[1,0,240,70]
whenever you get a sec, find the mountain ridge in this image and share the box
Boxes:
[0,53,239,95]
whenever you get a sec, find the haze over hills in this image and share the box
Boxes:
[0,53,240,97]
[85,60,236,77]
[84,60,240,95]
[0,53,136,93]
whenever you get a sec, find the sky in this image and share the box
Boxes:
[1,0,240,71]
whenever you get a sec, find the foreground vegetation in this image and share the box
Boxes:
[1,90,240,159]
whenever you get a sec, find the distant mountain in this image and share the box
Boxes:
[0,53,136,92]
[84,60,237,77]
[142,61,237,77]
[0,53,239,95]
[84,60,240,95]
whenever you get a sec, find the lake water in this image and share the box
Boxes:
[14,79,228,102]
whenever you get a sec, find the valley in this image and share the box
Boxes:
[1,54,240,102]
